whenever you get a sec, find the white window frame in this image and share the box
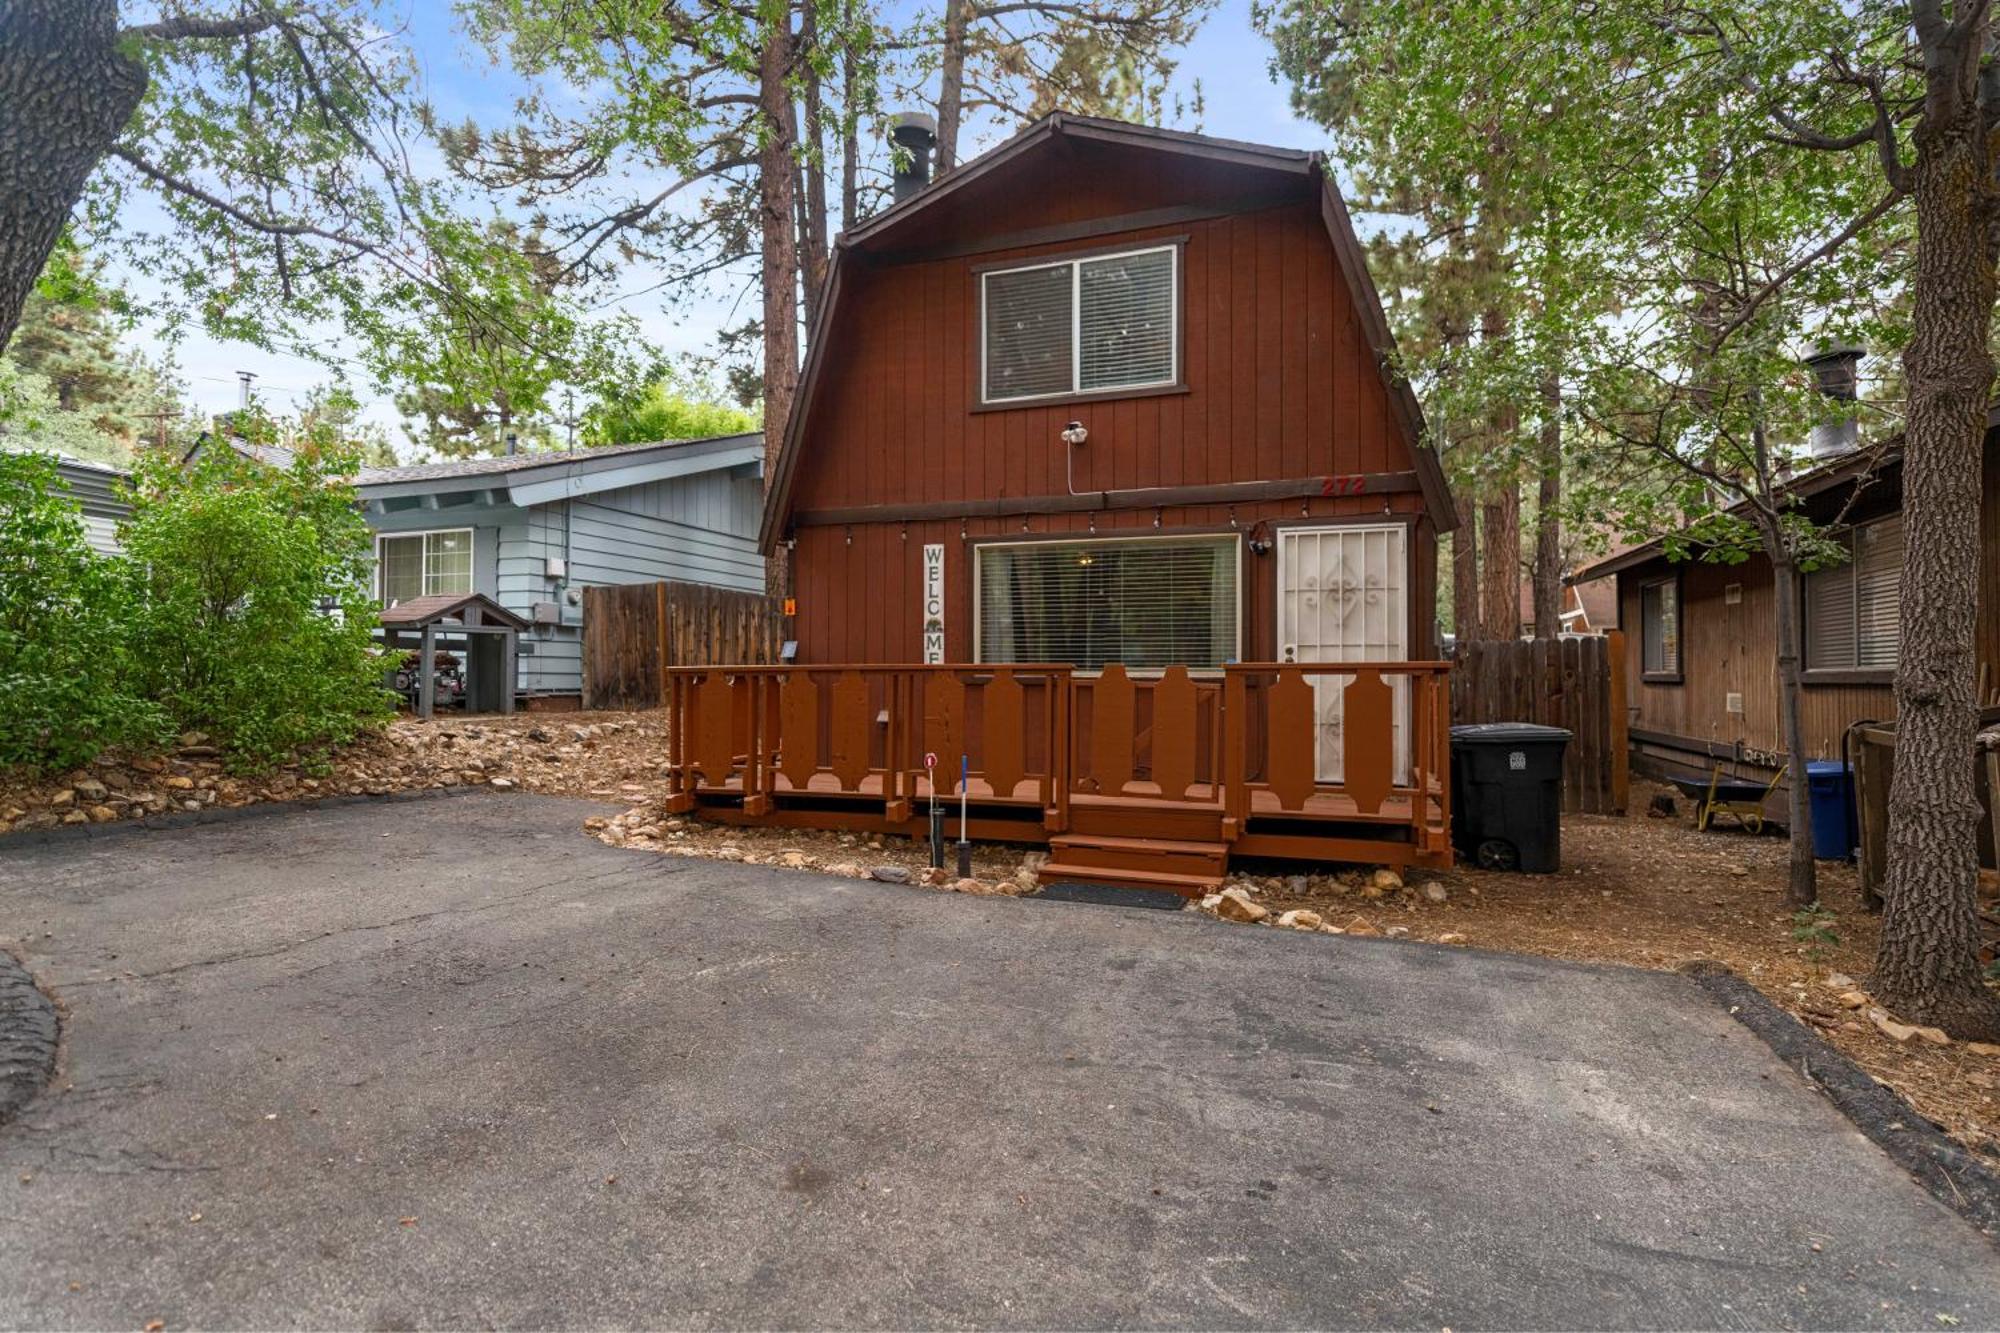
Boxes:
[971,531,1243,675]
[978,243,1181,406]
[374,527,475,606]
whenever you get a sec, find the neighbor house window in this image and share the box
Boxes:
[377,529,472,606]
[981,244,1178,404]
[976,535,1238,670]
[1640,576,1680,679]
[1806,514,1904,672]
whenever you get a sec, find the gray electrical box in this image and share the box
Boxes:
[532,600,562,627]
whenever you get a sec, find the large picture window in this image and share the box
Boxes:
[1806,514,1904,672]
[1640,576,1680,679]
[377,529,473,607]
[976,535,1238,670]
[981,244,1178,404]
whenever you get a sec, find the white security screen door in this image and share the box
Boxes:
[1276,524,1410,784]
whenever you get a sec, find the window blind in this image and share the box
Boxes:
[1641,579,1678,675]
[978,537,1238,670]
[378,530,472,606]
[1078,249,1174,390]
[1806,515,1903,670]
[983,263,1073,401]
[981,245,1177,402]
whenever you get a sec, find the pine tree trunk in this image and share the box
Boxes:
[840,0,859,231]
[1451,491,1480,643]
[935,0,972,174]
[1769,548,1818,908]
[759,13,802,600]
[1530,374,1562,639]
[1871,47,2000,1038]
[0,0,147,351]
[797,0,829,327]
[1479,484,1519,640]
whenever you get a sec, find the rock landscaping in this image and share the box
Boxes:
[0,712,667,837]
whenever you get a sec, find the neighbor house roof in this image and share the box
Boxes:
[184,435,297,470]
[756,111,1455,553]
[354,432,764,507]
[1568,437,1918,586]
[378,591,530,631]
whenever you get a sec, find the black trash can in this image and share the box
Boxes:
[1449,722,1572,873]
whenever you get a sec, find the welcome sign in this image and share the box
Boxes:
[922,543,945,663]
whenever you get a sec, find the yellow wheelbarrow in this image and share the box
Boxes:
[1673,763,1788,834]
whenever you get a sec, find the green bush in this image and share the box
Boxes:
[0,451,168,773]
[121,441,394,771]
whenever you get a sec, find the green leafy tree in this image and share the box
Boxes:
[588,374,760,445]
[1277,0,1999,1035]
[0,2,457,360]
[0,451,168,774]
[120,437,393,771]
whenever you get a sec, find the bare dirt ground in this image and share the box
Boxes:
[6,709,1997,1166]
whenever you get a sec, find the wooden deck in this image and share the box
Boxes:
[664,662,1453,895]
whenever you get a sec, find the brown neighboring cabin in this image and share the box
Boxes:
[1572,413,2000,785]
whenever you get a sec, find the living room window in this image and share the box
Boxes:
[1805,514,1904,672]
[980,244,1178,404]
[975,534,1238,670]
[377,529,473,607]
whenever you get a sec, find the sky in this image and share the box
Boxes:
[124,0,1328,449]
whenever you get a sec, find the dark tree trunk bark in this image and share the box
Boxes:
[0,0,147,350]
[1530,374,1562,639]
[935,0,972,174]
[840,0,860,232]
[1479,484,1519,640]
[1768,544,1818,908]
[1451,489,1480,643]
[797,0,829,328]
[1872,33,2000,1038]
[759,12,802,599]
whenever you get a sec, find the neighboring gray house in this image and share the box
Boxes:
[354,434,766,699]
[5,449,131,554]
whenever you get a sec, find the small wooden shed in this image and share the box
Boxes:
[378,593,530,717]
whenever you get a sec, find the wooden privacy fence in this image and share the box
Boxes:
[581,581,785,710]
[1450,631,1629,814]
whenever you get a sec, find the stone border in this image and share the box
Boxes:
[1681,959,2000,1245]
[0,950,57,1127]
[1,783,505,849]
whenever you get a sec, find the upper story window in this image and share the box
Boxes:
[377,529,472,607]
[1806,513,1903,672]
[1640,576,1680,680]
[980,244,1179,405]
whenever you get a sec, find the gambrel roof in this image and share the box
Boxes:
[759,112,1453,553]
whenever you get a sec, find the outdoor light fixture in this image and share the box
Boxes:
[1060,421,1089,446]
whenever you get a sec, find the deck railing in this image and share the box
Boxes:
[664,661,1450,854]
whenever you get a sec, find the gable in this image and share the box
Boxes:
[762,115,1450,551]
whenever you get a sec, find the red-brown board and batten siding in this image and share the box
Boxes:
[760,114,1455,663]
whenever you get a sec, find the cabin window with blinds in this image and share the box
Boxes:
[1640,576,1680,679]
[376,529,473,607]
[976,535,1238,670]
[1806,514,1904,672]
[980,244,1178,403]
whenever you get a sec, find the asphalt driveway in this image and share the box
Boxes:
[2,793,1996,1329]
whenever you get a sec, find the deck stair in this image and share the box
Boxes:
[1037,834,1229,898]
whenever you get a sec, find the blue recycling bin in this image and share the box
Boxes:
[1805,760,1855,860]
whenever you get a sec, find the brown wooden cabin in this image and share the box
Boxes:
[1572,412,2000,803]
[665,114,1460,895]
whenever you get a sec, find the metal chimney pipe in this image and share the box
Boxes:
[889,112,938,203]
[236,371,257,410]
[1803,343,1864,459]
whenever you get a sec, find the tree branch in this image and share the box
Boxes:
[122,11,283,43]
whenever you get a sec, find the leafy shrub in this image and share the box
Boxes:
[121,441,393,771]
[0,451,168,773]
